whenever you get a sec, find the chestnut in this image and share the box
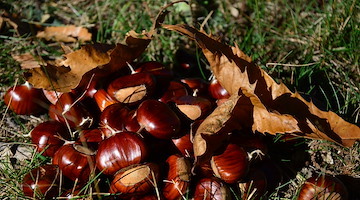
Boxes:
[137,99,181,139]
[60,186,83,199]
[30,120,71,157]
[238,167,267,200]
[49,92,94,129]
[4,82,48,115]
[208,78,230,100]
[107,72,156,105]
[298,174,348,200]
[158,81,189,103]
[163,155,191,200]
[180,78,209,97]
[96,131,148,175]
[109,163,160,197]
[124,109,141,132]
[99,103,129,137]
[79,77,98,98]
[52,143,96,182]
[195,161,215,178]
[130,194,164,200]
[211,144,249,184]
[135,61,174,98]
[230,130,268,163]
[194,177,231,200]
[93,89,118,111]
[173,95,213,121]
[172,133,193,158]
[230,131,268,156]
[22,164,61,199]
[42,89,63,105]
[135,61,173,79]
[76,129,104,150]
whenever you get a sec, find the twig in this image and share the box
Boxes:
[266,62,319,68]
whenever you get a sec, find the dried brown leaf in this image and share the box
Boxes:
[12,53,42,69]
[164,24,360,150]
[25,43,113,92]
[0,17,4,31]
[36,25,92,42]
[194,88,301,163]
[24,5,171,92]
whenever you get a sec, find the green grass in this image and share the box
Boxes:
[0,0,359,199]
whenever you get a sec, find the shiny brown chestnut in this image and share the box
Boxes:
[208,78,230,100]
[30,120,71,157]
[238,167,267,200]
[52,143,96,182]
[172,133,193,158]
[96,131,148,175]
[180,78,209,97]
[135,61,173,78]
[60,186,82,199]
[99,103,129,137]
[194,177,231,200]
[230,131,268,163]
[22,164,61,199]
[195,161,214,178]
[48,104,60,122]
[124,110,141,132]
[298,174,348,200]
[43,89,63,105]
[230,131,268,155]
[76,129,104,151]
[82,78,98,98]
[93,89,118,111]
[173,95,213,121]
[211,144,249,184]
[49,92,95,129]
[137,99,181,139]
[163,155,191,200]
[4,82,48,115]
[158,81,189,103]
[135,61,174,97]
[109,163,160,197]
[130,194,164,200]
[107,72,156,105]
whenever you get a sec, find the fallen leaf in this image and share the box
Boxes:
[36,25,92,42]
[0,142,33,170]
[12,53,42,69]
[0,17,4,31]
[24,3,172,92]
[193,88,301,163]
[164,24,359,153]
[25,43,114,92]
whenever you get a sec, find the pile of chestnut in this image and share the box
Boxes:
[4,61,349,199]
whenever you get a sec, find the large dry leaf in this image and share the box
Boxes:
[24,5,172,92]
[164,24,360,151]
[193,88,302,163]
[36,25,92,42]
[12,53,42,69]
[25,43,114,92]
[25,34,152,92]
